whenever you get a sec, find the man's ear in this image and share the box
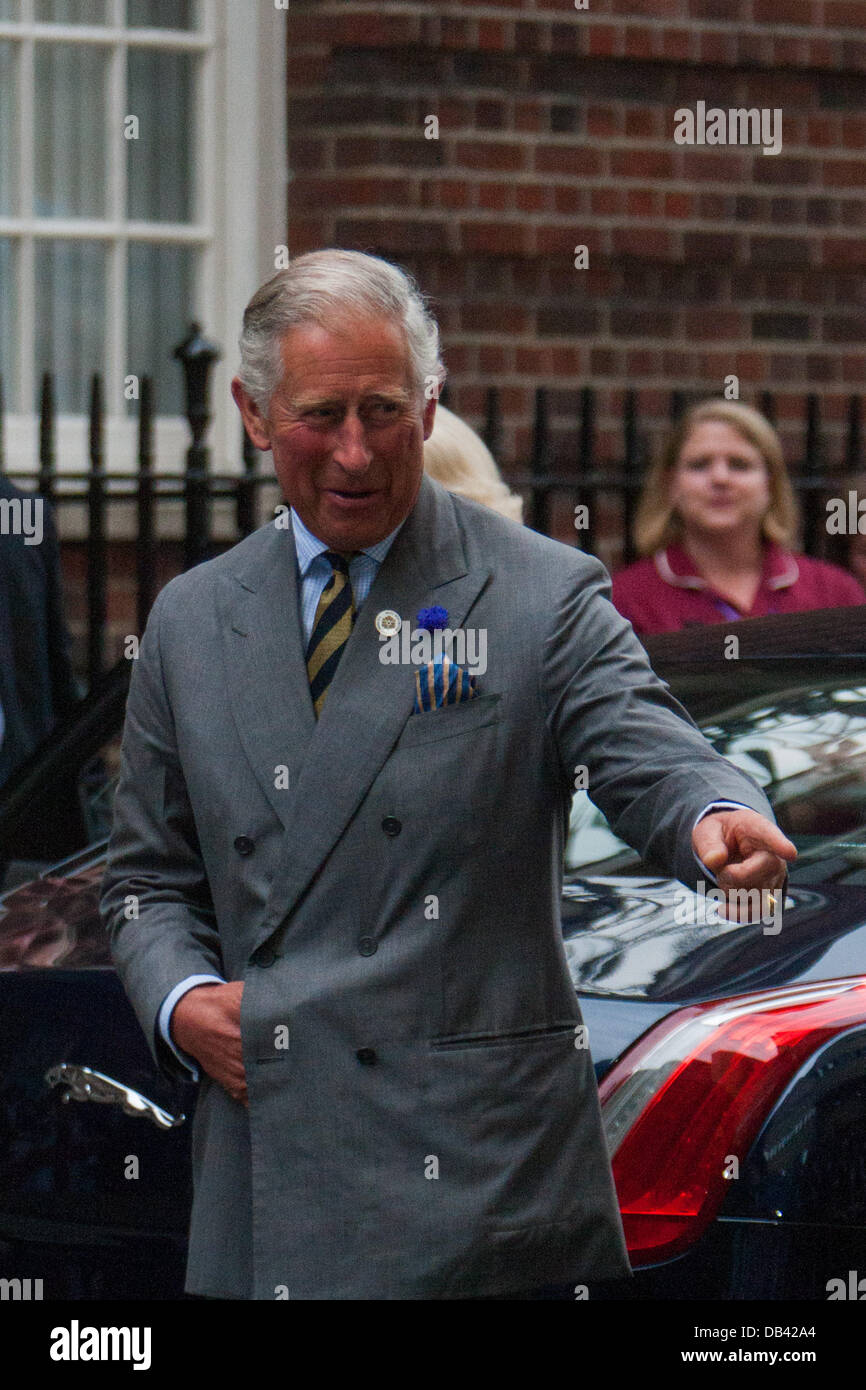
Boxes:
[231,377,272,452]
[422,395,437,440]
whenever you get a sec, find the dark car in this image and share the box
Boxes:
[2,606,866,1299]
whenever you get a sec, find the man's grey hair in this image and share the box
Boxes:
[237,249,446,412]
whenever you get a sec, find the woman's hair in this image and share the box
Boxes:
[237,249,446,412]
[423,405,523,523]
[633,398,800,555]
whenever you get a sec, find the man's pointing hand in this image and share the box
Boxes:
[692,808,797,921]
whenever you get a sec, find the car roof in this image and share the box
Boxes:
[645,602,866,665]
[643,605,866,719]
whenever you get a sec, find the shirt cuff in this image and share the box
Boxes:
[692,800,753,884]
[158,974,225,1080]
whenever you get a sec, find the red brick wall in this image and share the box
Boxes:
[286,0,866,556]
[62,540,240,681]
[62,542,185,679]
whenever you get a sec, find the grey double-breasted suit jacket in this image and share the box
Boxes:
[101,473,775,1299]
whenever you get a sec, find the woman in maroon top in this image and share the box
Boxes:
[611,399,866,637]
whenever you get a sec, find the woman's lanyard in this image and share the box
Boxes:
[712,598,744,622]
[711,596,779,622]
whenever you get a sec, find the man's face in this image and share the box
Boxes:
[232,315,436,551]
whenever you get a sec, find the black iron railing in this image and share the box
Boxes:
[0,327,862,691]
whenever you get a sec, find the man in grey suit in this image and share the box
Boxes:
[101,249,795,1300]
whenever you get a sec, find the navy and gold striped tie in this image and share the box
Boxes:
[306,552,356,717]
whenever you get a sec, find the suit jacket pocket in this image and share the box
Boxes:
[429,1021,580,1050]
[397,691,502,749]
[424,1024,598,1230]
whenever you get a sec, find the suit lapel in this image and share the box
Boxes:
[256,476,491,943]
[216,521,316,831]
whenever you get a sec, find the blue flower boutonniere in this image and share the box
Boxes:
[416,605,448,632]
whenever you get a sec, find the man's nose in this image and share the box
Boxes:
[332,411,373,471]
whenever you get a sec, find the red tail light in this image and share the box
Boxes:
[597,976,866,1266]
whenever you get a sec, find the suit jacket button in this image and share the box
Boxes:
[381,817,402,837]
[358,937,377,956]
[252,945,276,968]
[234,836,255,856]
[356,1048,377,1065]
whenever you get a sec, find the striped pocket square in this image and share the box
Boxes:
[413,657,477,713]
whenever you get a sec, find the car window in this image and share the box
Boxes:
[78,739,121,844]
[565,681,866,875]
[0,730,121,894]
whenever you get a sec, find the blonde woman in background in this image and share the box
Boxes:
[611,398,865,636]
[424,404,523,523]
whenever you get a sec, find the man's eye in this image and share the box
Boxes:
[306,407,339,422]
[366,401,400,419]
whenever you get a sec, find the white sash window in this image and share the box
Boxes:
[0,0,286,479]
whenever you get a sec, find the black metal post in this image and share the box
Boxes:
[577,384,595,555]
[759,390,777,428]
[530,387,549,536]
[622,389,641,566]
[483,386,502,459]
[136,376,157,633]
[38,373,55,503]
[173,322,219,571]
[803,394,822,558]
[87,374,106,689]
[845,394,862,477]
[237,423,258,538]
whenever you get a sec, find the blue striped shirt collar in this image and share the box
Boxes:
[290,507,403,575]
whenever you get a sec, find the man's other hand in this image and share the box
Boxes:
[692,808,797,922]
[171,981,247,1106]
